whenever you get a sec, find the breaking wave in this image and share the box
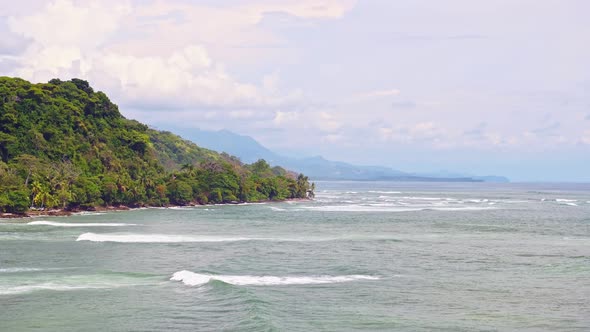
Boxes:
[76,233,254,243]
[302,205,495,212]
[28,221,136,227]
[0,272,157,295]
[0,283,109,295]
[0,267,45,273]
[170,270,380,286]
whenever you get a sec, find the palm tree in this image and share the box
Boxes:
[30,180,43,208]
[180,163,196,176]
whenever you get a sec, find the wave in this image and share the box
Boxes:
[269,207,286,211]
[368,191,402,194]
[0,283,109,295]
[303,205,495,212]
[28,221,136,227]
[76,233,254,243]
[0,272,156,295]
[74,233,371,243]
[170,270,380,286]
[0,267,45,273]
[399,196,447,201]
[556,199,578,202]
[76,212,107,216]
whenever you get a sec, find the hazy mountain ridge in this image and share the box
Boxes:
[169,128,509,182]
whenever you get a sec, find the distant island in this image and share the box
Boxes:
[0,77,314,216]
[169,128,510,183]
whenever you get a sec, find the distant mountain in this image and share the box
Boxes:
[171,128,509,183]
[180,129,278,164]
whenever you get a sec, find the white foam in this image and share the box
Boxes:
[170,270,379,286]
[0,267,44,273]
[368,191,402,194]
[76,212,107,216]
[0,274,151,295]
[400,196,446,201]
[466,199,489,203]
[564,203,578,206]
[269,207,286,211]
[0,283,107,295]
[556,199,578,202]
[28,221,135,227]
[303,205,495,212]
[76,233,253,243]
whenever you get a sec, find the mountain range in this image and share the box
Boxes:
[168,128,509,183]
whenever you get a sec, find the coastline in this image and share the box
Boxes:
[0,198,311,220]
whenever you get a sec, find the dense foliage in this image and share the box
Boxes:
[0,77,314,213]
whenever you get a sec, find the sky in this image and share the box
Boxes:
[1,0,589,182]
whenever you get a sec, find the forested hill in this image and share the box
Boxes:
[0,77,313,214]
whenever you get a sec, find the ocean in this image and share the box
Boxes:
[1,181,589,331]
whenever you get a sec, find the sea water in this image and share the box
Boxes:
[1,181,589,331]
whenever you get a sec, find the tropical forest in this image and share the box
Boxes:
[0,77,314,215]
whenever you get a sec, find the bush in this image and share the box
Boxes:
[5,189,30,213]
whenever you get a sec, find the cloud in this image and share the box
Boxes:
[531,122,561,136]
[8,0,131,49]
[273,111,299,126]
[391,101,416,109]
[0,20,30,55]
[355,88,400,99]
[3,0,352,111]
[378,122,447,146]
[463,122,487,138]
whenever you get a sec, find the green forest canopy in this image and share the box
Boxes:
[0,77,314,214]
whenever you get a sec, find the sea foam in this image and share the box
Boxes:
[76,233,253,243]
[170,270,379,286]
[302,205,495,212]
[0,273,154,295]
[0,267,45,273]
[0,283,107,295]
[28,221,135,227]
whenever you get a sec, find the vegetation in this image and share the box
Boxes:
[0,77,313,214]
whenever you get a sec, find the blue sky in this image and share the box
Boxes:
[1,0,589,181]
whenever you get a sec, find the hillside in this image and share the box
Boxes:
[0,77,313,214]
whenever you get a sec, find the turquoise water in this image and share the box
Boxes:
[1,181,589,331]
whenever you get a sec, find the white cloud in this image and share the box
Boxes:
[354,88,401,100]
[8,0,131,49]
[3,0,353,111]
[273,111,299,125]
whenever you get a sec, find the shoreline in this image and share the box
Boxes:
[0,198,311,220]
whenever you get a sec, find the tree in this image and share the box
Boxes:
[167,180,193,205]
